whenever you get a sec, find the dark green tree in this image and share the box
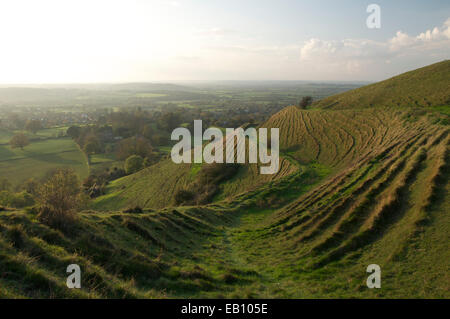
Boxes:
[299,96,313,109]
[125,155,144,174]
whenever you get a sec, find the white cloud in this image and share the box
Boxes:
[135,18,450,81]
[298,18,450,79]
[390,20,450,50]
[417,18,450,41]
[300,38,387,60]
[300,38,337,60]
[389,31,416,48]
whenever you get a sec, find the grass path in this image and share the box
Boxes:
[184,207,291,298]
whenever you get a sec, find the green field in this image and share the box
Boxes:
[89,153,121,171]
[0,127,69,144]
[0,137,89,188]
[135,93,167,98]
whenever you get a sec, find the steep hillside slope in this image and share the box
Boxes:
[0,206,236,298]
[253,115,449,297]
[263,106,436,168]
[314,60,450,109]
[93,138,297,210]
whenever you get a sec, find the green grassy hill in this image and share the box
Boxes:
[314,60,450,110]
[0,62,449,298]
[92,139,297,211]
[1,116,447,297]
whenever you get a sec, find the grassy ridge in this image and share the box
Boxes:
[314,60,450,110]
[93,143,297,211]
[0,206,234,298]
[262,106,434,170]
[92,160,194,210]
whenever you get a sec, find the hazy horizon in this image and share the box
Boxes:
[0,79,374,87]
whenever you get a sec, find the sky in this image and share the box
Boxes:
[0,0,449,83]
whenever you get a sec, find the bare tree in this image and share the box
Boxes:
[37,168,81,229]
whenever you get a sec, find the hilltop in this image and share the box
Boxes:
[314,60,450,109]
